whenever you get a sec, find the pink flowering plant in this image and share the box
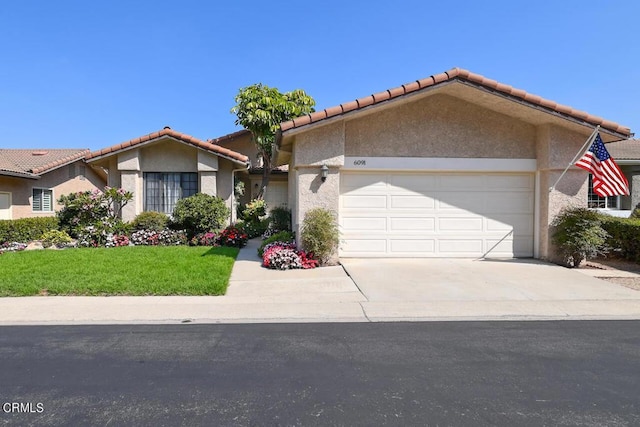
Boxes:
[57,186,133,240]
[261,241,318,270]
[0,242,27,255]
[189,232,218,246]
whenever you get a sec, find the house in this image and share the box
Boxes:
[211,129,289,212]
[596,138,640,216]
[85,127,250,223]
[274,67,633,261]
[0,149,106,220]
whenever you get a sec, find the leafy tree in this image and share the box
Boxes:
[231,84,315,198]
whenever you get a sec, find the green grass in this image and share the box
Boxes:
[0,246,239,296]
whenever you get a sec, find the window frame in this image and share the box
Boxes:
[143,172,199,214]
[587,174,620,210]
[32,187,54,213]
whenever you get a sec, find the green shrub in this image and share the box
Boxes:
[601,216,640,262]
[57,188,133,237]
[268,206,292,232]
[236,218,269,239]
[551,207,609,267]
[300,208,339,266]
[0,217,59,243]
[171,193,230,238]
[629,203,640,220]
[258,231,295,257]
[131,211,168,231]
[242,199,267,222]
[40,229,73,248]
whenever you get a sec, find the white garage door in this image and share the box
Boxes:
[339,172,534,258]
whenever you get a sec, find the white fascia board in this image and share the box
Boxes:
[343,157,537,172]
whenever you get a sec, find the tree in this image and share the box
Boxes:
[231,84,315,199]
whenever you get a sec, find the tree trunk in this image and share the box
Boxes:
[256,153,271,200]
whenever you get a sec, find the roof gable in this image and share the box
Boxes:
[86,127,249,164]
[606,139,640,160]
[0,148,89,177]
[280,67,630,138]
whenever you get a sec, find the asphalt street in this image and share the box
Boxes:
[0,321,639,426]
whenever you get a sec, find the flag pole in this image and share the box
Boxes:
[549,125,600,192]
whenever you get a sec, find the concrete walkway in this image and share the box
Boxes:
[1,239,639,325]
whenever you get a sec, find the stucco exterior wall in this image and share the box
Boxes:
[0,161,105,219]
[293,121,345,167]
[536,124,590,260]
[345,94,536,159]
[294,167,340,263]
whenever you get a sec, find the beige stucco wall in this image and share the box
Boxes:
[345,94,537,159]
[0,161,105,219]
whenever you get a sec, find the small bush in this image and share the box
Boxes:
[171,193,230,238]
[300,208,339,265]
[242,199,267,222]
[630,203,640,220]
[267,206,292,233]
[0,217,59,243]
[217,226,248,248]
[551,207,609,267]
[132,211,168,231]
[236,218,269,239]
[258,231,295,257]
[40,229,73,248]
[601,216,640,262]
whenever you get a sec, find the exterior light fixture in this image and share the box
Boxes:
[321,164,329,182]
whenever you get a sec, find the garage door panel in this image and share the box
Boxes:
[341,217,386,232]
[487,215,533,234]
[340,172,534,258]
[340,174,387,193]
[388,175,436,192]
[438,239,484,254]
[390,195,435,209]
[438,217,483,232]
[342,195,387,209]
[389,217,435,231]
[390,239,436,253]
[341,239,387,254]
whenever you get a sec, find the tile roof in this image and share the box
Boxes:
[86,127,250,164]
[0,148,89,177]
[207,129,251,145]
[280,67,631,137]
[606,139,640,160]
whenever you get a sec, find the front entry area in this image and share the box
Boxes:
[339,172,534,258]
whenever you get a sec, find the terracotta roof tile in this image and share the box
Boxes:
[0,148,90,176]
[86,127,249,164]
[280,67,631,137]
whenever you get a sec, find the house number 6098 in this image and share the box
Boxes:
[353,159,366,166]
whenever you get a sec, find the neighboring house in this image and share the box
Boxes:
[85,127,250,223]
[275,67,633,261]
[595,138,640,217]
[212,129,289,211]
[0,149,106,220]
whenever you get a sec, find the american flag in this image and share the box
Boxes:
[575,133,629,197]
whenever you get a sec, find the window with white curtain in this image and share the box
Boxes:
[32,188,53,212]
[144,173,198,214]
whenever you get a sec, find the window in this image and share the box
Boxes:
[587,174,619,209]
[144,172,198,214]
[32,188,53,212]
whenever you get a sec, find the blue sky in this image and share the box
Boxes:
[1,1,638,150]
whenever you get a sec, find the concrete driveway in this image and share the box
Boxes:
[340,258,640,302]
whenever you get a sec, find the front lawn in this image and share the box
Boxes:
[0,246,239,296]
